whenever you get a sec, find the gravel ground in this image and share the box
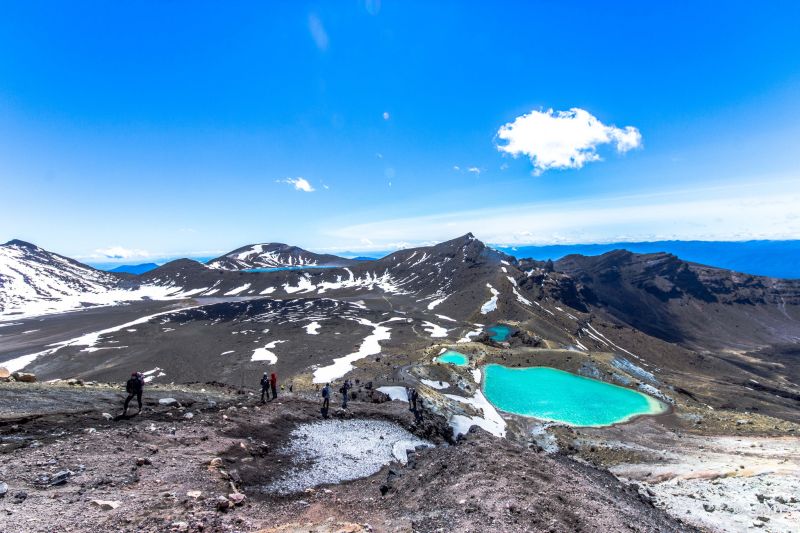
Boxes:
[0,382,693,532]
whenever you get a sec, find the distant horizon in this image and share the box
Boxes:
[39,236,797,280]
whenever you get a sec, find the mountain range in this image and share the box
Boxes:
[1,233,798,423]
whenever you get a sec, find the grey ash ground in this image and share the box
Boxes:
[0,383,691,533]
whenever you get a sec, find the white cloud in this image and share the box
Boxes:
[281,177,315,192]
[496,108,642,174]
[382,111,391,120]
[308,14,329,51]
[325,180,800,246]
[453,165,460,171]
[94,246,151,260]
[468,167,481,175]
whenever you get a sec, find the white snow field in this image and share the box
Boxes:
[267,419,431,494]
[312,317,404,383]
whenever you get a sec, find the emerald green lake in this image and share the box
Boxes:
[436,350,469,366]
[487,324,513,342]
[483,365,666,426]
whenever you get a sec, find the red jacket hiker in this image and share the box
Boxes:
[270,372,278,399]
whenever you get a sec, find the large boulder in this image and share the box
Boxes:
[11,372,36,383]
[0,367,10,380]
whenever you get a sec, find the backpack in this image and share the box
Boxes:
[126,378,137,394]
[322,387,329,399]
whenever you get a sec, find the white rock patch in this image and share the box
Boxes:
[267,419,431,494]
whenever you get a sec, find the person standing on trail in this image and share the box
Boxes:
[270,372,278,400]
[406,387,413,410]
[322,383,331,413]
[122,371,145,415]
[341,379,351,409]
[260,372,271,403]
[411,388,419,412]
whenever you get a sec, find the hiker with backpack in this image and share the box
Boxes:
[270,372,278,400]
[340,379,351,409]
[260,372,271,403]
[321,383,331,417]
[122,371,145,416]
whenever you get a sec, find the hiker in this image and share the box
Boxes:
[341,379,351,409]
[406,387,414,410]
[260,372,270,403]
[122,371,145,415]
[270,372,278,400]
[411,388,419,411]
[321,383,331,415]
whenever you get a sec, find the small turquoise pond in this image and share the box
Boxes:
[483,365,667,426]
[436,350,469,366]
[244,265,338,273]
[487,324,513,342]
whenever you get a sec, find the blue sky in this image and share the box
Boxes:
[1,1,799,262]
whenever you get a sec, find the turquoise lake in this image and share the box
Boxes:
[487,324,513,342]
[482,365,666,426]
[436,350,469,366]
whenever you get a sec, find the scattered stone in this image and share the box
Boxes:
[0,481,7,497]
[101,413,113,420]
[183,412,194,420]
[228,492,246,506]
[186,490,202,499]
[215,496,233,512]
[703,503,715,513]
[0,367,10,379]
[171,521,189,532]
[159,398,178,406]
[11,371,36,383]
[136,457,152,466]
[13,491,27,503]
[49,470,73,486]
[208,458,223,469]
[90,499,121,511]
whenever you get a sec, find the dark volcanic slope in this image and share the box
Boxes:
[555,250,800,350]
[206,243,358,270]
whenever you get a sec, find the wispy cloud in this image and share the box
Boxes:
[280,177,315,192]
[94,246,151,260]
[308,13,329,51]
[467,167,481,175]
[326,180,800,247]
[496,108,642,174]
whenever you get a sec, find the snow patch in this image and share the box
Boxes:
[446,390,506,438]
[312,318,394,383]
[304,321,321,335]
[420,378,449,390]
[251,340,287,363]
[480,284,499,314]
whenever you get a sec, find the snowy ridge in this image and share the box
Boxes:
[206,243,355,271]
[0,240,219,321]
[0,241,120,316]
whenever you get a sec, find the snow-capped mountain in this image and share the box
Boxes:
[0,240,122,315]
[0,240,193,320]
[206,243,358,270]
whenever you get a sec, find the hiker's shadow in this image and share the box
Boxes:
[113,412,140,422]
